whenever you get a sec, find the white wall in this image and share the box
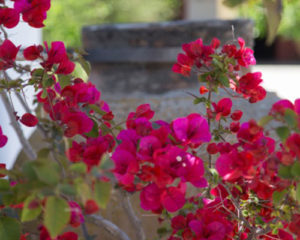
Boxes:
[0,22,41,169]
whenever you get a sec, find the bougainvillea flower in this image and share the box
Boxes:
[286,133,300,159]
[56,58,75,75]
[112,146,139,186]
[84,199,99,215]
[140,183,163,212]
[39,226,78,240]
[68,201,84,228]
[126,104,155,129]
[199,86,208,94]
[172,53,193,77]
[236,72,266,102]
[20,113,38,127]
[231,110,243,121]
[23,45,43,60]
[14,0,51,28]
[212,98,232,121]
[248,179,274,200]
[269,99,294,116]
[289,214,300,237]
[160,184,186,212]
[62,111,93,138]
[172,113,211,146]
[0,126,8,148]
[294,98,300,115]
[216,150,255,181]
[235,37,256,67]
[0,7,20,28]
[0,39,20,70]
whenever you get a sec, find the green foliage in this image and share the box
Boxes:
[0,216,21,240]
[237,0,300,40]
[44,196,70,238]
[43,0,181,48]
[94,181,111,209]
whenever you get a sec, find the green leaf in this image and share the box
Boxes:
[94,181,111,209]
[258,115,273,126]
[42,76,54,88]
[33,161,60,185]
[284,109,298,128]
[193,97,207,105]
[89,104,107,115]
[0,216,21,240]
[278,164,292,179]
[37,148,51,159]
[44,196,70,238]
[291,161,300,178]
[78,56,91,76]
[21,195,42,222]
[276,126,290,141]
[84,120,99,138]
[218,74,230,87]
[70,162,87,174]
[57,74,71,88]
[296,184,300,202]
[272,190,287,204]
[58,184,76,196]
[75,179,91,203]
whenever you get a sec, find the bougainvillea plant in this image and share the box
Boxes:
[0,1,299,240]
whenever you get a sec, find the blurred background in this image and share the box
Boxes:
[43,0,300,63]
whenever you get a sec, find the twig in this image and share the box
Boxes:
[0,91,37,160]
[87,214,131,240]
[119,190,146,240]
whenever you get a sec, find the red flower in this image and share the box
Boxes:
[0,40,20,70]
[20,113,38,127]
[172,113,211,146]
[84,199,99,215]
[231,110,243,121]
[23,45,43,60]
[0,7,20,28]
[172,53,193,77]
[286,133,300,159]
[212,98,232,121]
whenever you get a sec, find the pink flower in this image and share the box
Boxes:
[172,113,211,146]
[112,144,139,186]
[68,201,84,228]
[0,126,8,148]
[140,183,163,212]
[270,99,294,116]
[161,184,186,212]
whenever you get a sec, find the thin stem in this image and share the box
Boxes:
[87,214,131,240]
[119,190,146,240]
[0,91,37,160]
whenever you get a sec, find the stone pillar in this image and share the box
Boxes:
[184,0,238,20]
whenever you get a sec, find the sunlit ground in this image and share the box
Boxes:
[253,65,300,102]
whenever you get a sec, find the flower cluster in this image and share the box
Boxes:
[0,0,50,29]
[112,104,210,212]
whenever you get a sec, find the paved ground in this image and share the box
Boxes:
[253,65,300,102]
